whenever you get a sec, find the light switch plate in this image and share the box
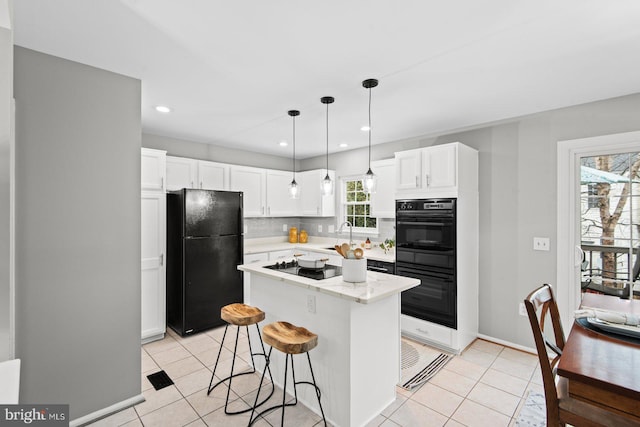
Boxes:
[282,224,288,232]
[533,237,550,251]
[318,225,323,233]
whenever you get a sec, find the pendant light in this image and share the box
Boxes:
[320,96,335,196]
[362,78,378,194]
[288,109,300,199]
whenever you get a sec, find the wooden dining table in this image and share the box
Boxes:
[557,293,640,422]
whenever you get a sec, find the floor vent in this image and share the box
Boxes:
[147,370,174,391]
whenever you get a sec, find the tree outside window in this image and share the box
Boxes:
[581,152,640,286]
[343,178,377,232]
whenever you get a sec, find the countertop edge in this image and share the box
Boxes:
[239,262,418,304]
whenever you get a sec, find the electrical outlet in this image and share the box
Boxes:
[533,237,550,251]
[318,225,323,233]
[307,295,316,314]
[244,225,248,234]
[519,302,527,317]
[283,224,288,232]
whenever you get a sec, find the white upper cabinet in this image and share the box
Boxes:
[395,142,475,198]
[198,160,229,190]
[141,148,166,192]
[166,156,197,190]
[422,144,456,191]
[230,165,266,217]
[166,156,230,191]
[299,169,336,217]
[395,148,423,190]
[266,170,299,216]
[369,159,395,218]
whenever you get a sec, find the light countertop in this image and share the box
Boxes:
[244,236,396,263]
[238,259,418,304]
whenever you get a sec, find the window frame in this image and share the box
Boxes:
[339,175,379,236]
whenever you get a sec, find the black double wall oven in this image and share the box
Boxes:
[396,199,457,329]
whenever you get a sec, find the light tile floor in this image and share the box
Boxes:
[90,326,544,427]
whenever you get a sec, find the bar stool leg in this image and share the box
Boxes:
[248,346,273,425]
[207,324,230,395]
[207,323,275,415]
[305,352,327,426]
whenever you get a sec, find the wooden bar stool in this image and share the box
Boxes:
[207,303,274,415]
[248,321,327,426]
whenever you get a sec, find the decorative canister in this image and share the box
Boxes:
[288,227,298,243]
[299,229,308,243]
[342,258,367,283]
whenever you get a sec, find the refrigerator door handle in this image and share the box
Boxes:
[160,253,164,266]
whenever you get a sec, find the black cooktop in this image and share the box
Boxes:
[264,259,342,280]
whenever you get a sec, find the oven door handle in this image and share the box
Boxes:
[397,221,447,227]
[367,266,389,273]
[396,267,454,281]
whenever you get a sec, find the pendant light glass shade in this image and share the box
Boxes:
[320,96,335,196]
[363,167,377,194]
[288,110,300,199]
[362,78,378,194]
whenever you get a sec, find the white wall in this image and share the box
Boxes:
[14,47,141,420]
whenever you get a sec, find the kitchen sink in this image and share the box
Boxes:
[322,247,336,251]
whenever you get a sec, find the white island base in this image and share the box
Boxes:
[239,263,419,427]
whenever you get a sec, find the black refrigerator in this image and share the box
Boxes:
[166,189,244,336]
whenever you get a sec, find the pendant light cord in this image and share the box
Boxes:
[326,102,329,173]
[368,85,372,169]
[292,115,296,179]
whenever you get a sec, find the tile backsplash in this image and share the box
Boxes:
[244,216,395,244]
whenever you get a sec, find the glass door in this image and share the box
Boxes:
[580,152,640,299]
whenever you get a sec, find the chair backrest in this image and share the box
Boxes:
[524,284,566,425]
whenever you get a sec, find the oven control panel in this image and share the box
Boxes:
[397,199,455,212]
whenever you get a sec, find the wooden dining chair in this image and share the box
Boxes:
[524,284,640,427]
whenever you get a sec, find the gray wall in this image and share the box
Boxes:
[303,92,640,347]
[0,9,12,362]
[143,132,293,170]
[14,47,141,419]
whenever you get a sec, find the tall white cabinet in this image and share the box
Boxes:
[395,142,479,354]
[141,148,167,343]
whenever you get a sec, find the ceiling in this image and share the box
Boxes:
[13,0,640,159]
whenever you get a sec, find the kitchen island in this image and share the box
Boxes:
[238,260,419,427]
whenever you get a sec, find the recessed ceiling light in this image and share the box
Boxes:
[279,141,288,147]
[339,143,348,148]
[155,105,171,113]
[360,125,370,131]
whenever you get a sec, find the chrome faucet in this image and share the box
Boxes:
[338,221,354,248]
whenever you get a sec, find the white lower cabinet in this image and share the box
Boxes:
[243,252,269,304]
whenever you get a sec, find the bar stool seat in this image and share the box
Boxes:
[249,321,326,426]
[221,303,265,326]
[207,303,273,415]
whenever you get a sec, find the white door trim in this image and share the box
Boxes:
[557,130,640,330]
